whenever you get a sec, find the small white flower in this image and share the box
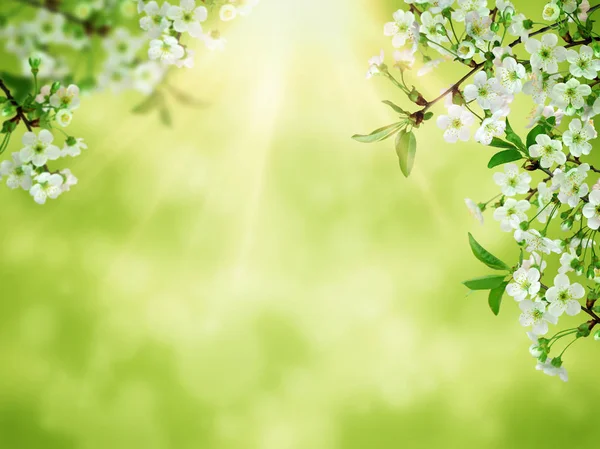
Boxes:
[465,11,495,42]
[384,9,417,48]
[542,1,561,21]
[536,181,558,223]
[31,10,65,44]
[525,33,567,73]
[493,163,531,197]
[550,78,591,113]
[496,57,526,94]
[133,61,166,94]
[465,198,484,224]
[19,129,61,167]
[558,248,579,275]
[35,85,51,104]
[522,251,547,273]
[203,29,227,51]
[545,273,583,316]
[139,1,171,38]
[566,45,600,80]
[62,137,88,157]
[59,168,78,192]
[29,172,64,205]
[514,229,562,254]
[582,190,600,229]
[168,0,208,37]
[493,198,530,232]
[393,48,416,71]
[436,105,474,143]
[0,152,33,190]
[506,267,541,301]
[49,84,80,110]
[519,300,558,335]
[452,0,489,22]
[563,118,595,157]
[148,35,185,64]
[552,164,589,207]
[366,50,385,79]
[416,58,444,76]
[523,70,560,105]
[457,41,476,60]
[55,109,73,127]
[536,358,568,381]
[220,4,237,22]
[474,112,506,145]
[104,28,143,64]
[528,134,565,168]
[419,11,448,46]
[463,71,502,110]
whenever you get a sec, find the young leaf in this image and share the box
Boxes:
[132,93,160,114]
[489,137,516,150]
[463,274,507,290]
[488,282,508,315]
[395,129,416,177]
[468,233,511,271]
[160,106,172,127]
[382,100,407,115]
[526,124,546,150]
[352,122,402,143]
[487,149,523,168]
[504,119,525,151]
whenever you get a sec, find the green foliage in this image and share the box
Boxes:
[395,129,416,177]
[504,119,526,152]
[468,233,511,271]
[488,282,508,315]
[463,275,507,290]
[489,137,517,150]
[352,122,402,143]
[487,149,523,168]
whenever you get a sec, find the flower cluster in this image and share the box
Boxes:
[1,60,85,204]
[356,0,600,381]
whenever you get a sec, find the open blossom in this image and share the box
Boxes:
[139,1,171,38]
[452,0,489,22]
[0,153,32,190]
[465,11,494,42]
[528,134,565,169]
[219,4,237,22]
[419,12,448,46]
[496,57,526,94]
[566,45,600,80]
[542,1,560,21]
[436,105,474,143]
[536,358,568,382]
[553,164,589,208]
[506,267,540,301]
[519,300,558,335]
[148,35,185,63]
[29,172,63,205]
[49,84,80,110]
[545,274,583,317]
[559,248,579,275]
[493,198,530,232]
[384,9,417,48]
[550,78,591,113]
[463,71,501,110]
[493,163,531,197]
[525,33,567,73]
[465,198,484,224]
[19,130,61,168]
[474,112,506,145]
[535,181,557,223]
[168,0,208,38]
[582,190,600,230]
[514,229,561,255]
[562,118,595,157]
[366,50,385,79]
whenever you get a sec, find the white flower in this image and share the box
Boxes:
[393,48,416,71]
[514,229,562,254]
[552,164,589,207]
[168,0,208,37]
[542,1,561,21]
[474,112,506,145]
[509,13,529,40]
[436,105,474,143]
[62,137,88,157]
[175,48,195,68]
[139,1,171,38]
[525,34,567,73]
[133,61,166,94]
[60,168,78,192]
[536,358,568,381]
[416,58,444,76]
[220,4,237,22]
[465,198,484,224]
[457,41,476,59]
[550,78,591,113]
[522,251,547,272]
[428,0,454,14]
[583,190,600,229]
[55,109,73,127]
[563,118,595,157]
[523,70,560,105]
[566,45,600,80]
[558,248,579,275]
[104,28,143,64]
[452,0,489,22]
[29,172,63,205]
[506,267,541,301]
[493,198,530,232]
[384,9,417,48]
[49,84,80,110]
[419,11,448,46]
[203,29,227,51]
[536,181,557,223]
[545,273,583,316]
[493,163,531,197]
[0,152,33,190]
[465,11,495,42]
[519,300,558,335]
[366,50,385,79]
[19,130,61,167]
[463,71,502,110]
[527,332,544,358]
[528,134,565,168]
[233,0,260,16]
[148,35,185,64]
[496,57,526,94]
[31,10,65,44]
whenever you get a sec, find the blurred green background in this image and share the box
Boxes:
[1,0,599,448]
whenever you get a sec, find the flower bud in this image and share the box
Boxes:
[561,219,573,231]
[587,266,596,280]
[519,221,529,231]
[577,322,591,338]
[595,330,600,341]
[523,19,534,30]
[1,104,16,118]
[574,212,582,222]
[551,357,563,367]
[576,265,585,276]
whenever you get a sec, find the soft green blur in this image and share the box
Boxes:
[1,0,599,448]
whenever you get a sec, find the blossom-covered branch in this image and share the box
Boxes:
[357,0,600,382]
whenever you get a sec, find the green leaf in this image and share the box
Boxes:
[132,94,160,114]
[382,100,407,115]
[468,233,511,271]
[526,124,546,150]
[352,122,402,143]
[0,71,33,102]
[395,129,416,177]
[488,282,508,315]
[159,106,172,127]
[504,119,525,151]
[487,149,523,168]
[463,275,507,290]
[489,137,516,150]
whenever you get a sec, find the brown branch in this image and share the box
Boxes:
[0,79,33,131]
